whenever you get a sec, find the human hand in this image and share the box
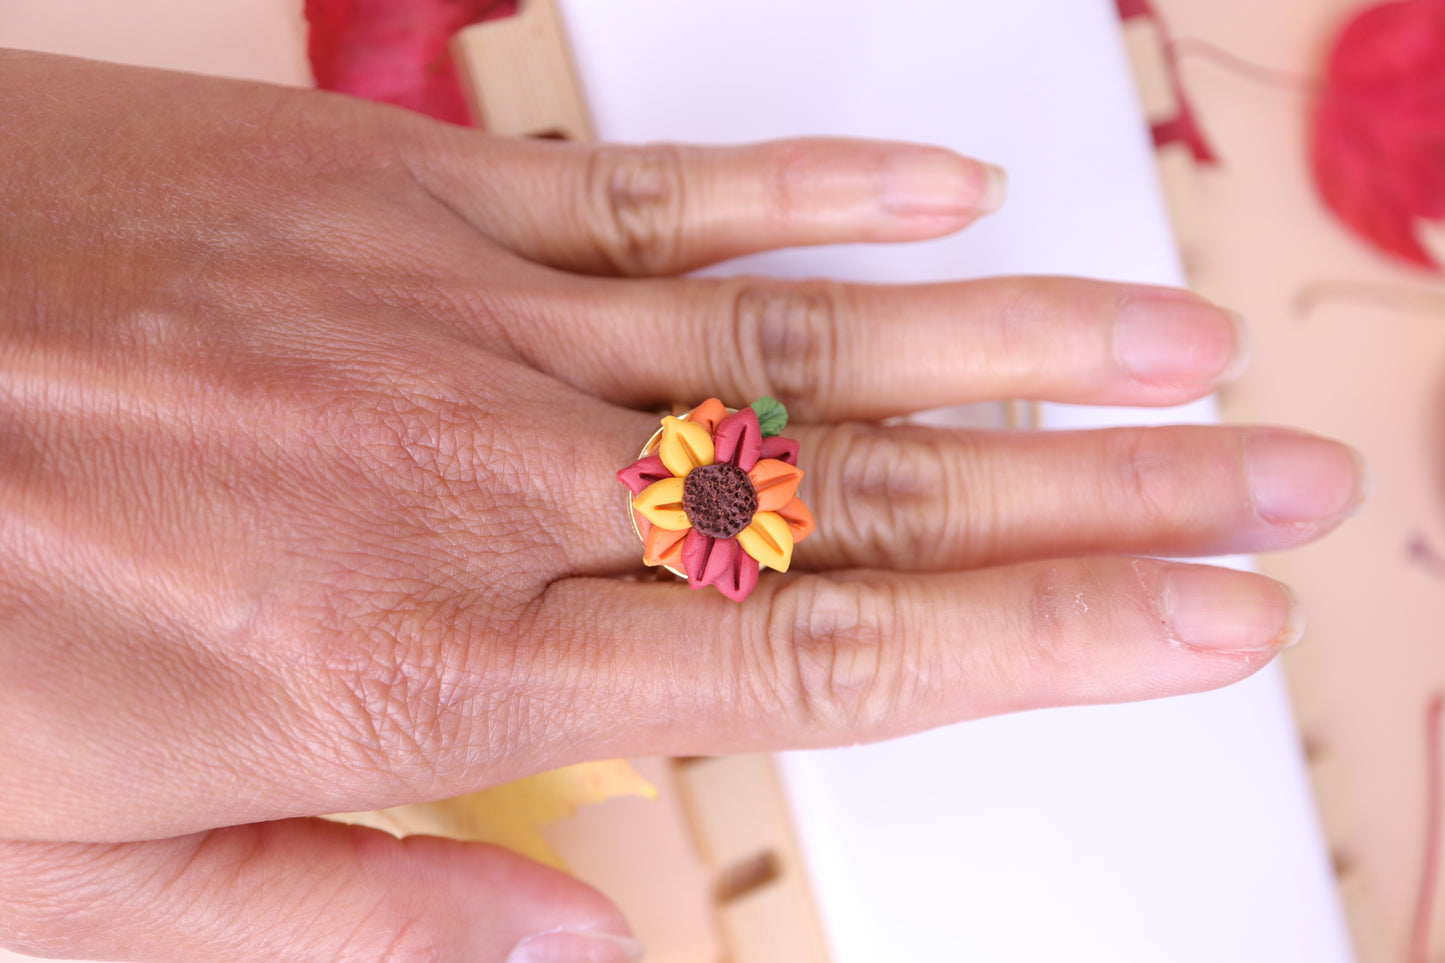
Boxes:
[0,50,1364,962]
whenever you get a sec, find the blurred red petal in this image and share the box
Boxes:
[305,0,517,125]
[760,435,800,467]
[1310,0,1445,269]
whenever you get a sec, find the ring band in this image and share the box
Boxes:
[617,398,814,602]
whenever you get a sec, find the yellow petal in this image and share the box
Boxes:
[659,416,714,477]
[325,761,657,871]
[736,511,794,572]
[633,477,691,530]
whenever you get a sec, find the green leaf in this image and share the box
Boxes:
[751,396,788,437]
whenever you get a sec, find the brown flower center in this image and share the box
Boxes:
[683,463,758,538]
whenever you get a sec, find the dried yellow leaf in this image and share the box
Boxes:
[326,760,658,870]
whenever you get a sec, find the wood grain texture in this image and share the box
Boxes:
[451,0,593,140]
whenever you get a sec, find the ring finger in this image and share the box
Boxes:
[580,416,1366,575]
[787,421,1367,571]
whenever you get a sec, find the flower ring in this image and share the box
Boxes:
[617,398,815,602]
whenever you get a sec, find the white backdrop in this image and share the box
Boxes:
[557,1,1356,960]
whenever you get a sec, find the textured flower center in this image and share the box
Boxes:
[683,463,758,538]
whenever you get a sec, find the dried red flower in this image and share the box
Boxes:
[305,0,517,125]
[1311,0,1445,269]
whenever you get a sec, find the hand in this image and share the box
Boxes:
[0,50,1363,962]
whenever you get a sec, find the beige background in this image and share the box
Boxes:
[1149,1,1445,960]
[0,0,311,83]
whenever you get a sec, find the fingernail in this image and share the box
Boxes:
[1160,566,1305,653]
[1114,296,1249,384]
[1246,433,1368,524]
[508,930,644,963]
[882,151,1008,218]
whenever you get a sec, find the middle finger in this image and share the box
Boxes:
[507,273,1247,422]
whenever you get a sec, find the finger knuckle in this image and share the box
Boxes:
[243,85,411,195]
[980,278,1049,353]
[754,577,914,736]
[763,141,817,229]
[1006,561,1121,688]
[722,281,846,418]
[584,144,688,275]
[298,597,516,794]
[313,627,454,787]
[335,376,567,577]
[1020,565,1084,670]
[809,425,978,568]
[1105,430,1190,532]
[343,391,473,502]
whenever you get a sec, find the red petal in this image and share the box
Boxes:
[617,455,672,495]
[682,531,735,589]
[713,408,762,471]
[760,435,800,467]
[305,0,517,126]
[714,550,760,603]
[1310,0,1445,269]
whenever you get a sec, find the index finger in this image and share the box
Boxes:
[407,135,1007,276]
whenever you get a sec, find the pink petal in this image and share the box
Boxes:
[760,435,800,467]
[682,531,735,589]
[617,455,672,495]
[714,548,761,603]
[713,408,762,471]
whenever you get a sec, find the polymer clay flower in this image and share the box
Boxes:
[617,398,815,602]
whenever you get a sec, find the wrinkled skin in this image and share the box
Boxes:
[0,51,1363,963]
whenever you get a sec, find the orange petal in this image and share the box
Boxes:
[633,477,691,530]
[659,416,715,477]
[747,458,804,513]
[644,525,688,568]
[686,398,728,435]
[776,497,815,543]
[736,511,794,572]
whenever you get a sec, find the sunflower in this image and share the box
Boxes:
[617,398,814,602]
